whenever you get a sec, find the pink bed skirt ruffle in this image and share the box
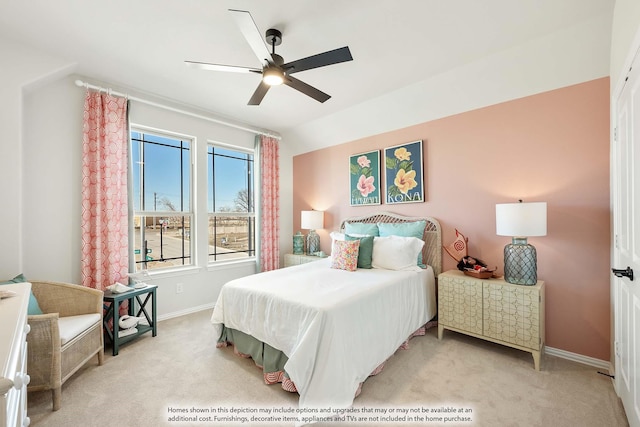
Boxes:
[217,319,438,396]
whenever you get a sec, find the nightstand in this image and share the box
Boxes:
[438,269,545,370]
[103,284,157,356]
[284,253,326,267]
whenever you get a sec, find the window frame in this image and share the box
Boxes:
[130,125,196,274]
[206,141,257,265]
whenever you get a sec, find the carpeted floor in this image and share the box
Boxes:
[27,309,629,427]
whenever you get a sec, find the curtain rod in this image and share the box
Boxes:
[74,79,281,140]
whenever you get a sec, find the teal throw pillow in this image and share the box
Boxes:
[344,222,379,237]
[0,273,44,315]
[346,234,374,269]
[378,221,427,267]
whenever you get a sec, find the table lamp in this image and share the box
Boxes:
[301,210,324,255]
[496,201,547,285]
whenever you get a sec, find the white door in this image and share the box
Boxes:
[614,48,640,427]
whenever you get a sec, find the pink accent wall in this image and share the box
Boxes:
[293,78,611,361]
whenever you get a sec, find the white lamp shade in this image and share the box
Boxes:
[496,202,547,237]
[301,210,324,230]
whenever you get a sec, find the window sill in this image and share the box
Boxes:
[207,258,257,272]
[132,266,203,280]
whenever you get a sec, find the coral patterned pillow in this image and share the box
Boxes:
[330,239,360,272]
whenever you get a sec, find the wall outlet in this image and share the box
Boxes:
[176,283,184,294]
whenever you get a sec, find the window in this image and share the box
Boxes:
[131,129,192,272]
[207,144,255,262]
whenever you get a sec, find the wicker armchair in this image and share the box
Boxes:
[27,281,104,410]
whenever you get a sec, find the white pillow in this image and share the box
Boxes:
[371,235,425,271]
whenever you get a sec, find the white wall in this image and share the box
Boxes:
[611,0,640,89]
[0,36,73,279]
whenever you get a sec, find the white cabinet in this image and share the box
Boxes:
[0,282,31,427]
[283,253,326,267]
[438,270,545,370]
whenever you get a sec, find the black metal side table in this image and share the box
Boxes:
[103,284,157,356]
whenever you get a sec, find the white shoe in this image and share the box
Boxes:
[118,315,139,330]
[119,327,138,337]
[107,282,132,294]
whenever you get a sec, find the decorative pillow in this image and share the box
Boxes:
[346,234,374,269]
[330,239,360,272]
[344,222,379,237]
[371,235,425,271]
[0,273,44,315]
[330,231,345,255]
[378,221,427,266]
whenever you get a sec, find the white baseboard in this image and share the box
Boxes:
[545,345,612,372]
[157,302,215,322]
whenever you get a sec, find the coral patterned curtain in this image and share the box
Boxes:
[259,135,280,271]
[81,90,129,291]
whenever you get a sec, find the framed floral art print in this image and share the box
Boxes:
[384,140,424,204]
[349,150,381,206]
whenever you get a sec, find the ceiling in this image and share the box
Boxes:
[0,0,614,153]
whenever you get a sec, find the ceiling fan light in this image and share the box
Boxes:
[263,68,284,86]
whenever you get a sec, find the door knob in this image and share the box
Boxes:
[612,266,634,281]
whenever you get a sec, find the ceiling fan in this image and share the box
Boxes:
[185,9,353,105]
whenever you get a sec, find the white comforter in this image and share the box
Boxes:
[211,258,436,411]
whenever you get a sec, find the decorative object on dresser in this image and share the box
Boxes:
[27,280,104,411]
[0,282,31,427]
[496,200,547,285]
[443,229,497,278]
[301,210,324,254]
[443,228,468,262]
[292,231,304,255]
[438,270,545,370]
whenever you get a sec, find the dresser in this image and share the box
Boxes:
[438,270,545,370]
[283,253,326,267]
[0,282,31,427]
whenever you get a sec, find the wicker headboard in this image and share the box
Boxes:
[339,211,442,276]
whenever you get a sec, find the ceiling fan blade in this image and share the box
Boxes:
[283,46,353,75]
[229,9,273,65]
[284,76,331,103]
[185,61,261,73]
[248,81,271,105]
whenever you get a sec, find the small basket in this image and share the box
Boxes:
[463,269,495,279]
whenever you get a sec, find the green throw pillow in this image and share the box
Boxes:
[346,234,374,269]
[344,222,379,237]
[0,273,44,315]
[378,221,427,267]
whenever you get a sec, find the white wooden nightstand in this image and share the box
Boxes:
[284,253,326,267]
[437,269,545,370]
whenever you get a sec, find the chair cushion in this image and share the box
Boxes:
[58,313,101,346]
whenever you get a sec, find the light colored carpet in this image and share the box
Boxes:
[27,309,628,427]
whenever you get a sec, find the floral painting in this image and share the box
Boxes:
[349,150,381,206]
[384,140,424,204]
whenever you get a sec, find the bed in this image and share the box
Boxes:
[210,212,441,414]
